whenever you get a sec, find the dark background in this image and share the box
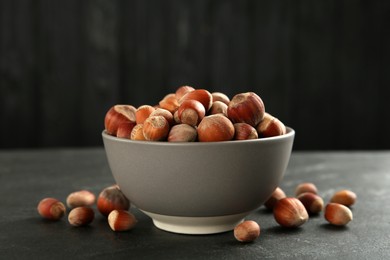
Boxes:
[1,0,389,150]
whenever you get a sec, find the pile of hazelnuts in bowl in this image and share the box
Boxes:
[104,86,286,142]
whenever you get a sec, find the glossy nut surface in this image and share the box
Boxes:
[104,105,136,135]
[178,100,205,126]
[227,92,265,127]
[273,197,308,228]
[66,190,96,208]
[68,206,95,226]
[330,190,357,207]
[143,116,170,141]
[37,198,66,220]
[234,220,260,242]
[97,185,130,217]
[197,114,235,142]
[324,203,353,226]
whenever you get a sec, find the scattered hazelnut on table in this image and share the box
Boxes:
[234,220,261,242]
[330,189,357,207]
[264,187,286,210]
[324,203,353,226]
[66,190,96,209]
[68,206,95,227]
[97,184,130,217]
[297,192,324,215]
[37,198,66,220]
[273,197,309,228]
[108,210,137,231]
[295,182,318,196]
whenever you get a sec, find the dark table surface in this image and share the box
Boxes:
[1,148,389,259]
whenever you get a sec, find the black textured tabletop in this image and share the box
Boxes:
[1,149,389,259]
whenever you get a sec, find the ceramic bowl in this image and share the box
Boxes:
[102,127,294,234]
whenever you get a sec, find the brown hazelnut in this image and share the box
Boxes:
[66,190,96,209]
[178,89,213,112]
[330,190,357,207]
[175,85,195,100]
[211,92,230,105]
[177,99,206,126]
[104,105,136,135]
[273,197,309,228]
[168,124,197,142]
[142,115,170,141]
[159,93,180,113]
[197,114,235,142]
[37,198,66,220]
[297,192,324,215]
[234,220,260,242]
[256,112,286,138]
[130,124,146,140]
[97,185,130,217]
[209,101,228,116]
[295,182,318,196]
[108,210,137,231]
[68,206,95,227]
[135,105,155,124]
[227,92,265,127]
[233,123,258,140]
[324,203,353,226]
[264,187,286,210]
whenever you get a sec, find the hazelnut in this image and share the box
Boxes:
[177,99,206,126]
[130,124,146,140]
[175,85,195,100]
[68,206,95,227]
[256,112,286,138]
[108,210,137,231]
[209,101,228,116]
[273,197,309,228]
[324,203,353,226]
[178,89,213,112]
[135,105,155,124]
[197,114,235,142]
[97,185,130,217]
[297,192,324,215]
[104,105,136,135]
[142,115,170,141]
[150,108,174,126]
[211,92,230,105]
[37,198,66,220]
[295,182,318,196]
[66,190,96,209]
[168,124,197,142]
[233,123,258,140]
[116,121,137,139]
[227,92,265,127]
[264,187,286,210]
[234,220,260,243]
[159,93,180,113]
[330,190,357,207]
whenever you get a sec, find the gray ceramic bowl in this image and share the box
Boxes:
[102,127,294,234]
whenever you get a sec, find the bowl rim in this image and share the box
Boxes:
[102,127,294,147]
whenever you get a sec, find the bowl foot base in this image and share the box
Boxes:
[140,210,250,235]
